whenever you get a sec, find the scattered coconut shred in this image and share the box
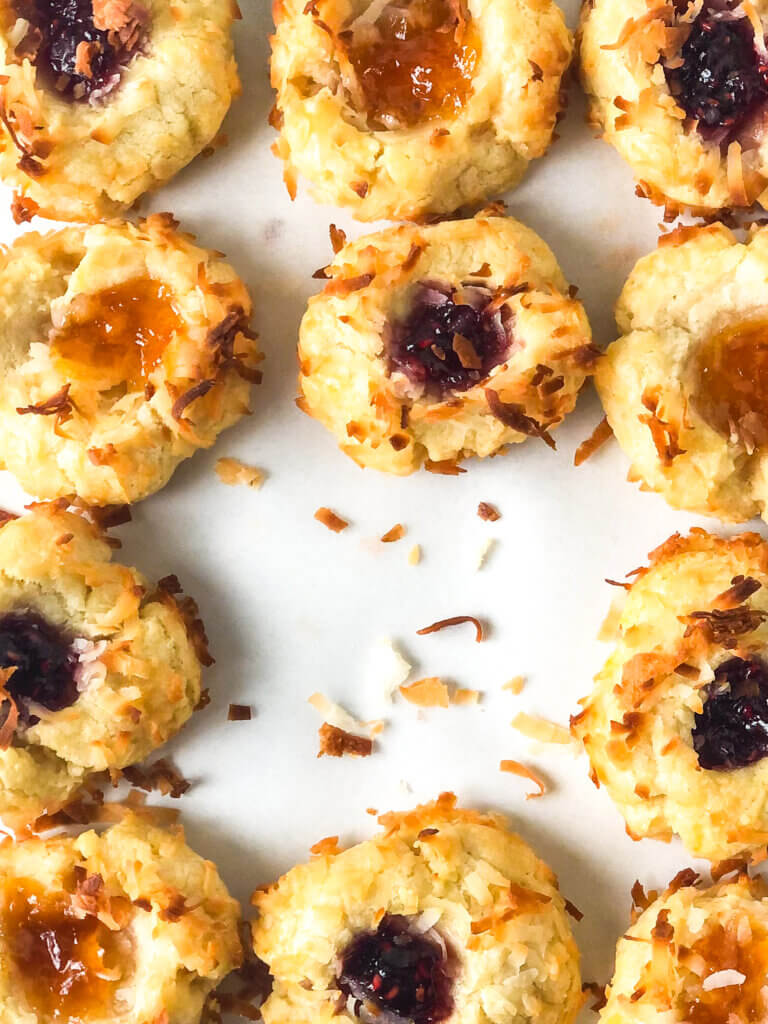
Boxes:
[215,457,265,489]
[366,636,412,701]
[408,544,421,566]
[511,711,575,748]
[476,537,496,570]
[499,759,548,799]
[399,677,481,708]
[702,970,746,991]
[314,507,349,533]
[308,692,384,758]
[503,676,526,695]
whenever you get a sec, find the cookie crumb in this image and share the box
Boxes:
[310,835,341,855]
[318,723,373,758]
[215,457,265,489]
[477,501,501,521]
[314,507,349,532]
[227,703,252,721]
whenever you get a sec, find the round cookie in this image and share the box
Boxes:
[580,0,768,214]
[572,528,768,862]
[0,503,208,830]
[0,811,242,1023]
[600,871,768,1024]
[252,793,582,1024]
[0,0,239,223]
[595,221,768,523]
[298,214,596,474]
[270,0,572,221]
[0,213,261,506]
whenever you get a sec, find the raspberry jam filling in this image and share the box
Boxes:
[0,610,80,724]
[11,0,146,102]
[3,879,128,1021]
[692,318,768,449]
[342,0,479,130]
[692,656,768,769]
[663,2,768,144]
[337,915,454,1024]
[387,282,511,399]
[50,277,182,391]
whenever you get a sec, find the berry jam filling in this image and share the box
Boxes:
[11,0,146,102]
[664,3,768,144]
[387,282,511,399]
[692,656,768,769]
[337,915,454,1024]
[0,611,79,725]
[343,0,479,130]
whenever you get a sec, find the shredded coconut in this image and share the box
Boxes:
[702,970,746,991]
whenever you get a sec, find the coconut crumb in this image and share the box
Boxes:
[215,457,265,489]
[504,676,526,695]
[499,759,548,798]
[477,502,501,521]
[408,544,421,566]
[476,537,495,570]
[381,523,406,543]
[452,688,480,706]
[512,712,573,746]
[365,637,411,702]
[314,507,349,532]
[400,677,450,708]
[317,723,373,758]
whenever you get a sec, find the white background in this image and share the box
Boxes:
[0,0,744,1007]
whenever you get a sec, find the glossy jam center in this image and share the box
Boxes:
[344,0,479,129]
[0,610,79,724]
[2,879,127,1022]
[693,319,768,447]
[664,4,768,144]
[387,281,510,399]
[50,278,182,390]
[337,914,453,1024]
[681,923,768,1024]
[12,0,145,102]
[692,656,768,770]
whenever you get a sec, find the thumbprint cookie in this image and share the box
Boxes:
[270,0,572,221]
[0,504,208,830]
[0,0,240,222]
[0,213,260,506]
[596,222,768,522]
[573,529,768,862]
[252,793,582,1024]
[0,812,242,1023]
[298,214,596,474]
[600,872,768,1024]
[580,0,768,214]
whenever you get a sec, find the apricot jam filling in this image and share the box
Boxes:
[2,878,129,1021]
[342,0,479,130]
[693,318,768,448]
[50,277,182,391]
[680,921,768,1024]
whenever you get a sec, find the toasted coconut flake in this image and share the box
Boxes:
[499,759,547,798]
[17,383,74,425]
[574,417,613,466]
[424,459,466,475]
[329,224,346,253]
[215,458,265,489]
[582,983,607,1012]
[121,758,190,799]
[314,507,349,532]
[702,970,746,991]
[727,141,750,206]
[485,390,555,449]
[408,544,421,566]
[476,537,495,570]
[228,703,252,721]
[318,722,373,758]
[365,637,411,701]
[0,668,19,750]
[381,523,405,543]
[310,835,341,855]
[477,501,501,521]
[504,676,526,694]
[565,899,584,921]
[308,691,381,737]
[452,687,480,705]
[400,677,450,708]
[417,615,484,642]
[511,712,573,746]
